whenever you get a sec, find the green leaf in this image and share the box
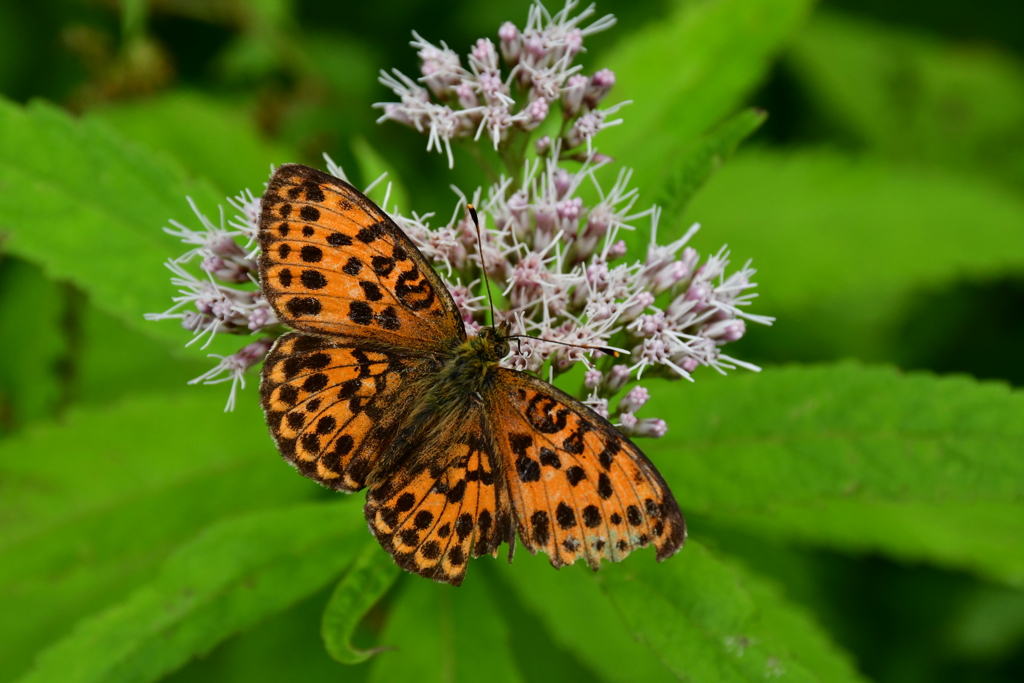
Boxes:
[595,543,867,682]
[0,96,226,353]
[685,149,1024,310]
[73,299,212,408]
[711,500,1024,588]
[18,501,364,683]
[166,587,365,683]
[321,540,401,664]
[88,91,299,196]
[651,107,766,225]
[496,552,679,683]
[650,363,1024,508]
[947,583,1024,658]
[679,149,1024,362]
[0,392,314,682]
[786,12,1024,190]
[350,137,411,215]
[641,363,1024,582]
[368,572,525,683]
[0,257,68,430]
[500,543,863,683]
[602,0,814,196]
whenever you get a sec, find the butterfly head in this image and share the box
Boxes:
[476,319,512,361]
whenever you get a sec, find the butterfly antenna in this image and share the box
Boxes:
[467,204,498,330]
[511,333,624,358]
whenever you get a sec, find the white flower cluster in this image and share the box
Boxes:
[376,0,622,168]
[390,150,771,438]
[145,191,281,410]
[368,1,772,436]
[148,1,773,431]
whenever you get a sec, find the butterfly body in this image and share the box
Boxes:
[258,164,685,585]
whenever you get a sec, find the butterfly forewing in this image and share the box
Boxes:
[258,164,465,350]
[364,405,514,586]
[261,332,434,491]
[489,370,686,569]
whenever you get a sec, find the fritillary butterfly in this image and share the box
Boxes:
[258,164,686,585]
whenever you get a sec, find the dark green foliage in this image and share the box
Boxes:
[1,0,1023,682]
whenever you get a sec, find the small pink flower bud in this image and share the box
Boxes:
[619,385,650,413]
[518,97,549,131]
[638,338,670,367]
[557,196,583,222]
[479,72,508,106]
[470,38,499,72]
[648,260,690,294]
[530,68,564,102]
[607,239,628,259]
[588,397,610,419]
[565,112,602,148]
[209,235,245,259]
[604,364,631,393]
[621,290,655,321]
[685,281,714,311]
[498,22,521,65]
[524,33,547,60]
[705,319,746,343]
[635,311,667,337]
[455,81,478,109]
[584,206,611,239]
[564,28,583,59]
[236,337,276,366]
[381,102,417,128]
[247,306,275,331]
[634,418,667,438]
[562,73,588,116]
[585,69,616,108]
[553,168,573,198]
[181,311,211,333]
[618,411,638,432]
[535,135,552,156]
[681,357,700,373]
[586,262,609,290]
[585,369,603,389]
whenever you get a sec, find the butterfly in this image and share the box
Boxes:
[257,163,686,585]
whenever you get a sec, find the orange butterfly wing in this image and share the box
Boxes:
[257,163,685,585]
[489,370,686,569]
[258,163,465,350]
[363,403,514,586]
[261,332,435,491]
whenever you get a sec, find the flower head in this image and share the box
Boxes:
[148,1,773,432]
[374,0,620,168]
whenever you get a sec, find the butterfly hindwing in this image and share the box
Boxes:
[258,164,465,350]
[364,404,514,586]
[260,332,433,491]
[489,370,686,569]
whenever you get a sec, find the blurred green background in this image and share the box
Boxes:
[1,1,1023,682]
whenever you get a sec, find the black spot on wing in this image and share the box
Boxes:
[516,456,541,483]
[531,511,550,546]
[300,269,327,289]
[342,257,363,275]
[555,502,576,530]
[328,232,353,247]
[286,297,322,317]
[300,245,323,263]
